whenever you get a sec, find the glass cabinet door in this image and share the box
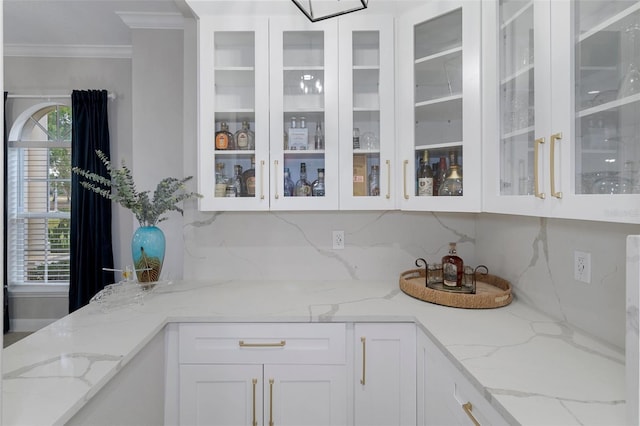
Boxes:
[499,0,536,198]
[397,1,481,212]
[574,1,640,198]
[269,18,339,210]
[338,15,395,210]
[197,17,270,211]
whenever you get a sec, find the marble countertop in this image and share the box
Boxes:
[2,278,626,425]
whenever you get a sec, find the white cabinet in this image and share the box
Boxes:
[397,0,482,212]
[176,323,348,426]
[353,323,416,426]
[483,0,640,224]
[196,16,271,211]
[338,15,396,210]
[417,330,508,426]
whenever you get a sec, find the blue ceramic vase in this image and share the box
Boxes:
[131,226,165,283]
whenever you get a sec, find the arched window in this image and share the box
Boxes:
[7,103,72,288]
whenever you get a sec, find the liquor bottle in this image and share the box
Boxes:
[442,242,464,287]
[295,162,312,196]
[242,156,256,197]
[438,150,463,196]
[231,164,245,197]
[283,167,295,197]
[353,128,360,149]
[314,122,324,150]
[311,168,325,196]
[431,163,440,196]
[369,165,380,196]
[300,116,309,149]
[215,121,235,150]
[435,157,448,195]
[235,121,255,150]
[417,150,434,196]
[215,162,228,197]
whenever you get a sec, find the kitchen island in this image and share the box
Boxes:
[2,278,625,425]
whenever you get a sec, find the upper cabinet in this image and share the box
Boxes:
[396,0,482,212]
[483,0,640,224]
[338,15,396,210]
[197,16,270,211]
[269,17,340,210]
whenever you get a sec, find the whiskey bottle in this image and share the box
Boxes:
[431,163,440,196]
[438,151,463,196]
[295,163,312,196]
[242,156,256,197]
[442,242,464,287]
[417,150,434,197]
[314,122,324,150]
[235,121,255,150]
[435,157,447,195]
[369,165,380,196]
[214,162,228,198]
[353,128,360,149]
[215,121,235,150]
[231,164,245,197]
[311,168,325,196]
[283,167,295,197]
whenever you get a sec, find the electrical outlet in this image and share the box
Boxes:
[332,230,345,250]
[574,251,591,283]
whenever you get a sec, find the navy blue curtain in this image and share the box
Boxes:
[4,92,9,333]
[69,90,115,312]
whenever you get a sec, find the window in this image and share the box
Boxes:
[7,103,72,288]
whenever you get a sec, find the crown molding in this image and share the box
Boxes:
[3,44,133,59]
[116,11,185,30]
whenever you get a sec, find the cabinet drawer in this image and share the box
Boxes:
[179,323,346,365]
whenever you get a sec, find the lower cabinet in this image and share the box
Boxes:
[417,329,508,426]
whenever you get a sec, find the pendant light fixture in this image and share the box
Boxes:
[291,0,368,22]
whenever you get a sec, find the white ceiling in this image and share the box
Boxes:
[4,0,426,47]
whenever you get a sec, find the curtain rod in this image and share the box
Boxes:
[7,92,117,100]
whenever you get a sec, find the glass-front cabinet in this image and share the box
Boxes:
[397,0,482,212]
[197,17,270,211]
[483,0,640,223]
[269,18,339,210]
[338,15,395,210]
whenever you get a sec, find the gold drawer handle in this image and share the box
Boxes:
[534,137,546,199]
[360,337,366,385]
[550,132,562,199]
[239,340,286,348]
[462,402,480,426]
[260,160,266,200]
[403,160,409,199]
[269,378,275,426]
[385,160,391,199]
[252,378,258,426]
[274,160,279,199]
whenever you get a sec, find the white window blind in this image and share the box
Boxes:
[7,104,72,286]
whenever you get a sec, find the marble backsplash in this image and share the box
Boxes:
[181,209,636,349]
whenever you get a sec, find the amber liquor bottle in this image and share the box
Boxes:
[215,121,235,150]
[442,242,464,287]
[242,156,256,197]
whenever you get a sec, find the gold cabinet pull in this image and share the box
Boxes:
[534,137,546,199]
[360,337,366,385]
[385,160,391,199]
[269,378,274,426]
[239,340,286,348]
[260,160,266,200]
[550,133,562,199]
[462,402,480,426]
[403,160,409,199]
[274,160,279,199]
[252,378,258,426]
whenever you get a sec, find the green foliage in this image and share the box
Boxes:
[72,150,202,226]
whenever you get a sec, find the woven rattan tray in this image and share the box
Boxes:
[399,268,512,309]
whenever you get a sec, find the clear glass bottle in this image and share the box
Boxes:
[283,167,295,197]
[314,122,324,150]
[215,121,235,150]
[435,156,448,196]
[235,121,255,150]
[368,165,380,196]
[295,162,312,196]
[442,242,464,287]
[619,23,640,99]
[353,127,360,149]
[232,164,245,197]
[417,150,434,196]
[215,162,228,198]
[312,168,326,197]
[242,156,256,197]
[438,151,463,196]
